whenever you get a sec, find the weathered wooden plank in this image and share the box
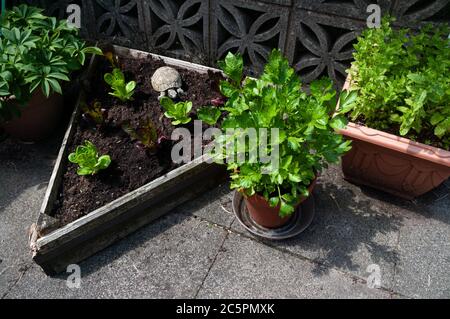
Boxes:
[34,163,225,275]
[30,46,227,275]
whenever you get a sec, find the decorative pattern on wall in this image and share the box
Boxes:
[211,0,289,75]
[87,0,146,48]
[11,0,450,88]
[142,0,209,64]
[286,11,367,88]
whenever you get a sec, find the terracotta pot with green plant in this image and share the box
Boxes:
[0,5,102,141]
[337,18,450,199]
[205,50,354,228]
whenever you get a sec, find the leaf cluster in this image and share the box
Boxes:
[104,68,136,102]
[160,97,192,125]
[347,17,450,148]
[122,118,166,151]
[68,141,111,176]
[214,50,352,216]
[0,5,102,122]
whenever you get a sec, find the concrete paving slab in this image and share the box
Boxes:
[0,139,59,298]
[393,223,450,299]
[197,232,392,299]
[174,183,235,228]
[1,135,449,299]
[4,213,228,299]
[230,165,400,290]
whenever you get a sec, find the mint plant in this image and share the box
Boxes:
[197,107,221,125]
[104,68,136,102]
[0,5,102,122]
[214,50,353,217]
[68,141,111,176]
[346,17,450,149]
[160,97,192,125]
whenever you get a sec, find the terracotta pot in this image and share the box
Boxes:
[338,77,450,199]
[2,90,63,142]
[244,179,317,229]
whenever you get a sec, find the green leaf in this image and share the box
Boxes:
[97,155,112,170]
[126,81,136,92]
[220,81,238,98]
[435,118,450,138]
[47,78,62,94]
[269,197,280,207]
[198,107,221,125]
[218,52,243,84]
[338,90,358,113]
[279,202,295,218]
[288,174,302,183]
[77,167,93,176]
[42,80,50,97]
[83,46,103,56]
[330,115,348,130]
[430,114,444,126]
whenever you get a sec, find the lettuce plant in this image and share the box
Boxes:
[104,68,136,102]
[68,141,111,176]
[160,97,192,125]
[346,18,450,148]
[0,5,102,122]
[213,50,353,217]
[122,118,167,151]
[81,101,106,125]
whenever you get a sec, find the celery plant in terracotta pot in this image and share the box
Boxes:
[0,5,101,141]
[338,18,450,199]
[208,50,353,228]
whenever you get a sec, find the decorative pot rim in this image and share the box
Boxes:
[339,76,450,168]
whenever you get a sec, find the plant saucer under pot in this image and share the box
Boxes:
[242,179,317,229]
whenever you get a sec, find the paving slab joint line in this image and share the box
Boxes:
[1,263,32,299]
[193,216,409,299]
[390,223,403,296]
[193,230,230,299]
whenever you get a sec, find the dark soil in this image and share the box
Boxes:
[52,54,224,225]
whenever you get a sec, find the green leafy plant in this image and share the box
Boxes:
[122,118,167,151]
[68,141,111,176]
[345,17,450,149]
[213,50,353,217]
[0,5,102,122]
[160,97,192,125]
[197,106,221,125]
[104,68,136,102]
[81,101,105,125]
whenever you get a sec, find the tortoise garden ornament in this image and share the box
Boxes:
[151,66,184,100]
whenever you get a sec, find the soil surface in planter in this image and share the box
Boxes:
[53,55,224,225]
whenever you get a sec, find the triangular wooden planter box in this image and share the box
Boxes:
[29,46,226,275]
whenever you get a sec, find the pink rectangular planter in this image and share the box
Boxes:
[338,77,450,199]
